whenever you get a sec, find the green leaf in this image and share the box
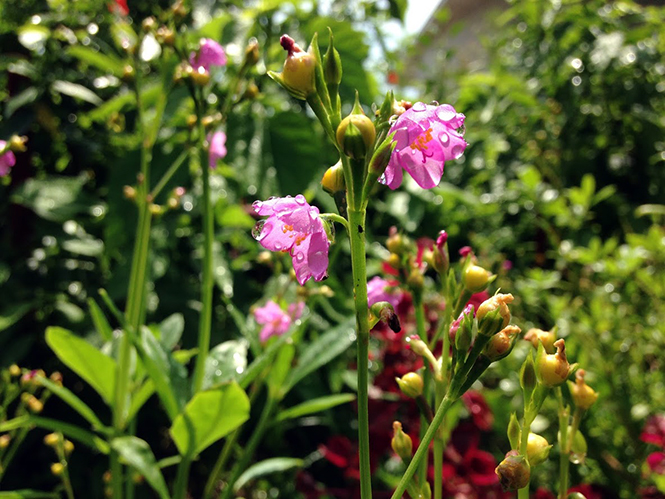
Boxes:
[169,383,250,457]
[0,491,58,499]
[51,80,102,106]
[234,458,303,491]
[276,393,356,422]
[283,318,355,393]
[46,327,117,405]
[110,21,138,53]
[4,87,40,118]
[127,379,155,423]
[0,416,109,454]
[62,237,104,256]
[157,313,184,350]
[10,175,89,222]
[67,46,125,76]
[36,376,107,431]
[203,339,248,390]
[0,303,32,332]
[215,204,256,229]
[88,298,113,342]
[267,343,295,400]
[17,25,50,52]
[111,437,170,499]
[137,327,187,421]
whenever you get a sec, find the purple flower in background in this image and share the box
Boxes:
[381,102,467,190]
[254,300,304,342]
[0,141,16,177]
[190,38,227,72]
[367,276,402,308]
[208,131,227,169]
[252,195,330,285]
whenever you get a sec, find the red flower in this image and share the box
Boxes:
[466,291,490,311]
[108,0,129,15]
[462,390,494,432]
[533,489,556,499]
[647,452,665,475]
[641,415,665,448]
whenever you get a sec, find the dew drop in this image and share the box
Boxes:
[412,102,427,112]
[456,124,466,136]
[429,100,439,106]
[214,369,222,377]
[439,132,450,146]
[274,242,282,251]
[251,219,266,240]
[295,194,306,205]
[436,106,456,122]
[295,252,305,262]
[452,145,465,159]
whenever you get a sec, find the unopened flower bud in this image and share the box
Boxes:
[123,185,136,200]
[50,371,63,386]
[463,264,492,293]
[395,372,423,398]
[387,253,401,271]
[321,161,345,194]
[44,433,60,447]
[524,327,556,353]
[536,338,570,387]
[368,133,396,178]
[268,35,317,100]
[141,16,156,32]
[476,293,514,336]
[64,440,74,455]
[484,325,521,361]
[149,203,164,216]
[51,463,64,476]
[9,364,21,377]
[432,230,449,275]
[21,369,45,387]
[0,434,11,449]
[122,64,135,82]
[386,229,407,254]
[191,67,210,86]
[170,0,187,21]
[526,433,551,467]
[507,413,520,450]
[391,421,413,461]
[336,113,375,159]
[243,39,260,67]
[495,451,530,491]
[370,301,401,333]
[27,395,44,413]
[323,31,342,87]
[9,135,28,153]
[406,269,424,291]
[568,369,598,410]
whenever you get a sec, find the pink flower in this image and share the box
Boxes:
[253,195,330,285]
[459,245,473,258]
[0,141,16,177]
[646,452,665,475]
[108,0,129,15]
[190,38,227,72]
[380,102,467,190]
[367,277,402,308]
[208,131,227,169]
[641,414,665,448]
[254,300,304,342]
[461,390,494,431]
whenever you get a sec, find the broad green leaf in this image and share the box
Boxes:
[276,394,356,422]
[157,313,184,350]
[51,80,102,106]
[67,46,125,76]
[111,437,170,499]
[10,175,89,222]
[46,327,117,405]
[36,376,107,432]
[283,319,355,393]
[0,416,109,454]
[203,339,248,390]
[169,383,250,457]
[137,327,187,421]
[88,298,113,342]
[267,343,295,400]
[234,458,303,491]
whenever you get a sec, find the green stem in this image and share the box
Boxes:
[413,295,430,486]
[391,395,456,499]
[149,149,189,201]
[347,207,372,499]
[557,389,571,499]
[220,396,277,499]
[191,107,215,395]
[433,381,445,499]
[172,456,191,499]
[517,411,533,499]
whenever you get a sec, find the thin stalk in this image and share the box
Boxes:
[347,207,372,499]
[172,455,191,499]
[191,105,215,395]
[413,295,430,486]
[557,389,571,499]
[391,396,456,499]
[55,437,75,499]
[517,411,533,499]
[432,381,445,499]
[220,396,277,499]
[149,149,189,201]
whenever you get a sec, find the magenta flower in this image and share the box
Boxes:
[252,195,330,285]
[367,276,402,309]
[380,102,467,190]
[190,38,227,72]
[254,300,304,342]
[0,141,16,177]
[208,131,227,169]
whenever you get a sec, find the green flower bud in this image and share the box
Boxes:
[323,29,342,86]
[395,372,423,398]
[463,264,491,293]
[536,338,570,387]
[336,109,375,160]
[507,413,520,450]
[391,421,413,462]
[526,432,552,467]
[268,35,317,100]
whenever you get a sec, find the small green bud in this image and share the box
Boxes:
[391,421,413,462]
[520,352,537,401]
[336,113,375,159]
[323,29,342,86]
[463,264,491,293]
[507,413,520,450]
[526,432,551,467]
[568,369,598,410]
[395,372,423,398]
[243,38,260,67]
[368,133,396,178]
[536,338,570,387]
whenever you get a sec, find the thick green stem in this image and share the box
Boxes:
[391,396,456,499]
[348,207,372,499]
[172,456,191,499]
[221,396,277,499]
[191,113,215,395]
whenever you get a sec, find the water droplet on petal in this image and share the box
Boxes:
[439,132,450,146]
[430,100,439,106]
[451,144,465,159]
[436,107,456,122]
[295,194,306,205]
[295,252,305,262]
[412,102,427,112]
[456,124,466,136]
[275,242,282,250]
[252,219,266,240]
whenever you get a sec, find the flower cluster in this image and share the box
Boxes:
[252,195,330,285]
[190,38,227,73]
[253,300,304,342]
[0,141,16,177]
